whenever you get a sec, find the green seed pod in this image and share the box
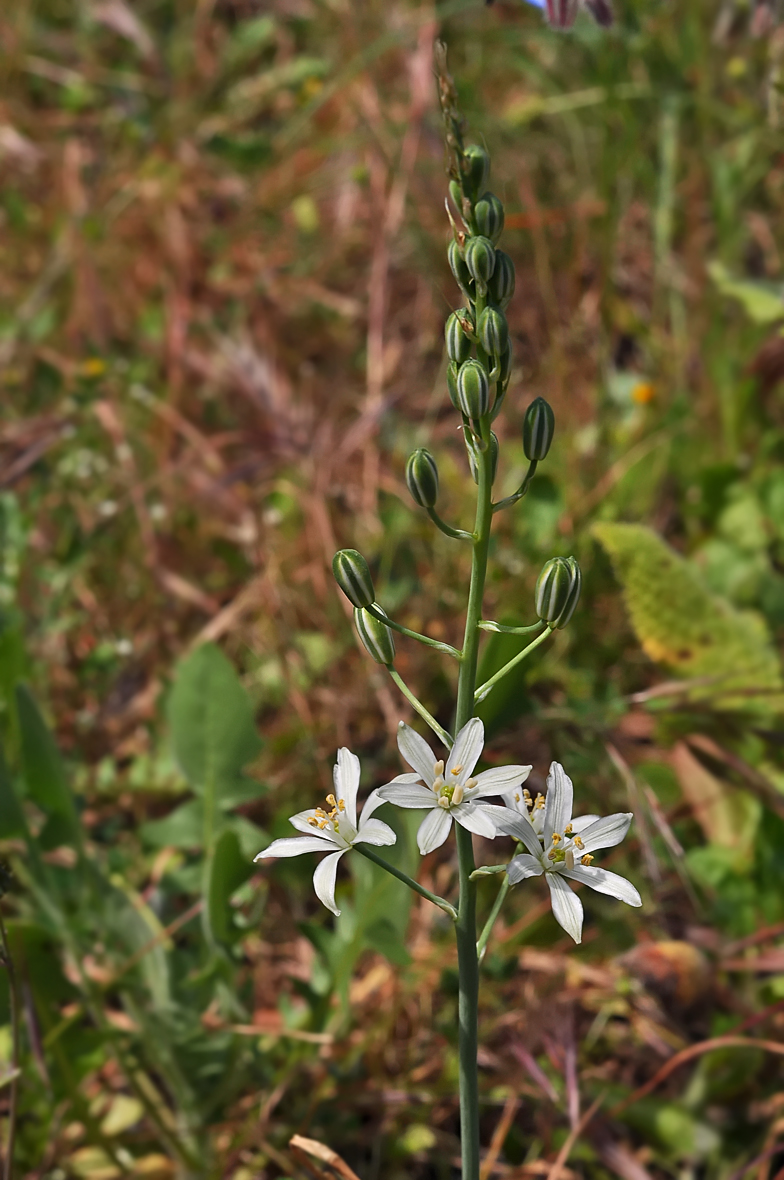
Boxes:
[457,359,490,419]
[474,192,505,244]
[477,306,508,358]
[449,179,462,210]
[488,249,515,309]
[462,144,490,199]
[354,605,396,664]
[332,548,375,609]
[446,361,461,409]
[467,430,499,485]
[445,312,473,364]
[406,448,439,508]
[535,556,581,629]
[447,239,473,300]
[523,397,555,461]
[497,340,513,386]
[464,236,496,297]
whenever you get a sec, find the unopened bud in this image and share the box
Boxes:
[464,236,496,297]
[354,605,396,664]
[446,361,461,410]
[456,359,490,420]
[488,250,515,309]
[332,548,375,609]
[462,144,490,199]
[523,397,555,461]
[445,311,473,364]
[497,341,513,386]
[474,192,504,244]
[535,556,581,629]
[406,448,439,508]
[467,430,499,485]
[447,239,472,299]
[477,306,508,358]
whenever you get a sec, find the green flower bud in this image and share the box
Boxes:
[535,556,581,629]
[464,236,496,297]
[467,430,499,485]
[332,548,375,609]
[445,311,473,364]
[474,192,505,244]
[456,359,490,419]
[449,179,462,210]
[447,239,473,300]
[497,341,513,386]
[462,144,490,199]
[477,306,508,358]
[406,448,439,508]
[488,249,515,309]
[354,605,396,664]
[523,397,555,461]
[446,361,461,409]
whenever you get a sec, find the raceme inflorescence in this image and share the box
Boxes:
[256,47,641,1180]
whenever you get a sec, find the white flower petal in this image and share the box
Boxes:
[578,813,633,854]
[454,803,497,839]
[546,872,583,944]
[468,765,533,798]
[255,835,335,860]
[478,804,543,857]
[377,783,440,808]
[563,864,642,907]
[313,849,346,915]
[289,810,324,836]
[543,762,573,841]
[507,853,545,883]
[416,807,453,855]
[397,723,439,786]
[354,818,397,847]
[570,814,600,834]
[358,787,388,823]
[334,747,360,829]
[447,717,484,782]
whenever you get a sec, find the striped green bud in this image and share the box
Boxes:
[477,306,508,358]
[467,430,499,485]
[446,361,461,409]
[445,311,473,364]
[406,448,439,508]
[474,192,505,244]
[488,250,515,310]
[462,144,490,199]
[497,341,513,386]
[447,239,472,298]
[464,236,496,297]
[354,605,396,664]
[332,548,375,609]
[535,556,581,629]
[456,359,490,420]
[523,397,555,461]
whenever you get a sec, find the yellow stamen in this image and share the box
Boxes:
[315,808,327,818]
[433,775,445,793]
[534,794,545,810]
[338,799,345,811]
[326,793,337,808]
[433,760,444,777]
[548,850,557,861]
[317,820,328,829]
[465,778,477,791]
[564,823,574,837]
[452,784,464,806]
[514,792,520,803]
[307,817,319,827]
[580,854,594,866]
[574,835,584,850]
[451,764,463,776]
[438,795,451,809]
[551,832,561,845]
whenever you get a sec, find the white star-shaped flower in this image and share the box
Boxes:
[255,748,396,916]
[377,718,532,855]
[489,762,641,944]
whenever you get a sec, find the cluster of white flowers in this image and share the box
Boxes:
[256,720,641,940]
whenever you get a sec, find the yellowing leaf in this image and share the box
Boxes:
[671,742,760,858]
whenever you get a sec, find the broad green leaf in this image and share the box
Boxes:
[708,261,784,324]
[204,830,253,948]
[167,644,263,841]
[16,685,80,846]
[593,523,783,712]
[140,799,205,849]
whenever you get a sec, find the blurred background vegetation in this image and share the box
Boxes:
[2,0,784,1177]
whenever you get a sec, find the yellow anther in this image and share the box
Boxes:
[564,823,574,837]
[548,850,557,861]
[433,760,444,777]
[326,793,337,808]
[514,792,520,803]
[465,778,477,791]
[551,831,561,845]
[317,820,328,829]
[307,817,319,827]
[438,795,451,809]
[580,854,594,866]
[315,808,327,818]
[451,764,463,776]
[433,775,445,792]
[452,784,465,806]
[574,835,584,850]
[523,789,531,798]
[338,799,345,811]
[534,794,545,809]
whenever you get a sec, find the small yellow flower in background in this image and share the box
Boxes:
[81,358,106,378]
[631,380,655,405]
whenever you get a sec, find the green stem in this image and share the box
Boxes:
[354,846,457,920]
[478,619,545,636]
[366,605,460,658]
[0,909,19,1180]
[453,382,494,1180]
[386,667,453,748]
[426,507,474,541]
[492,460,538,513]
[476,842,522,962]
[474,626,554,704]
